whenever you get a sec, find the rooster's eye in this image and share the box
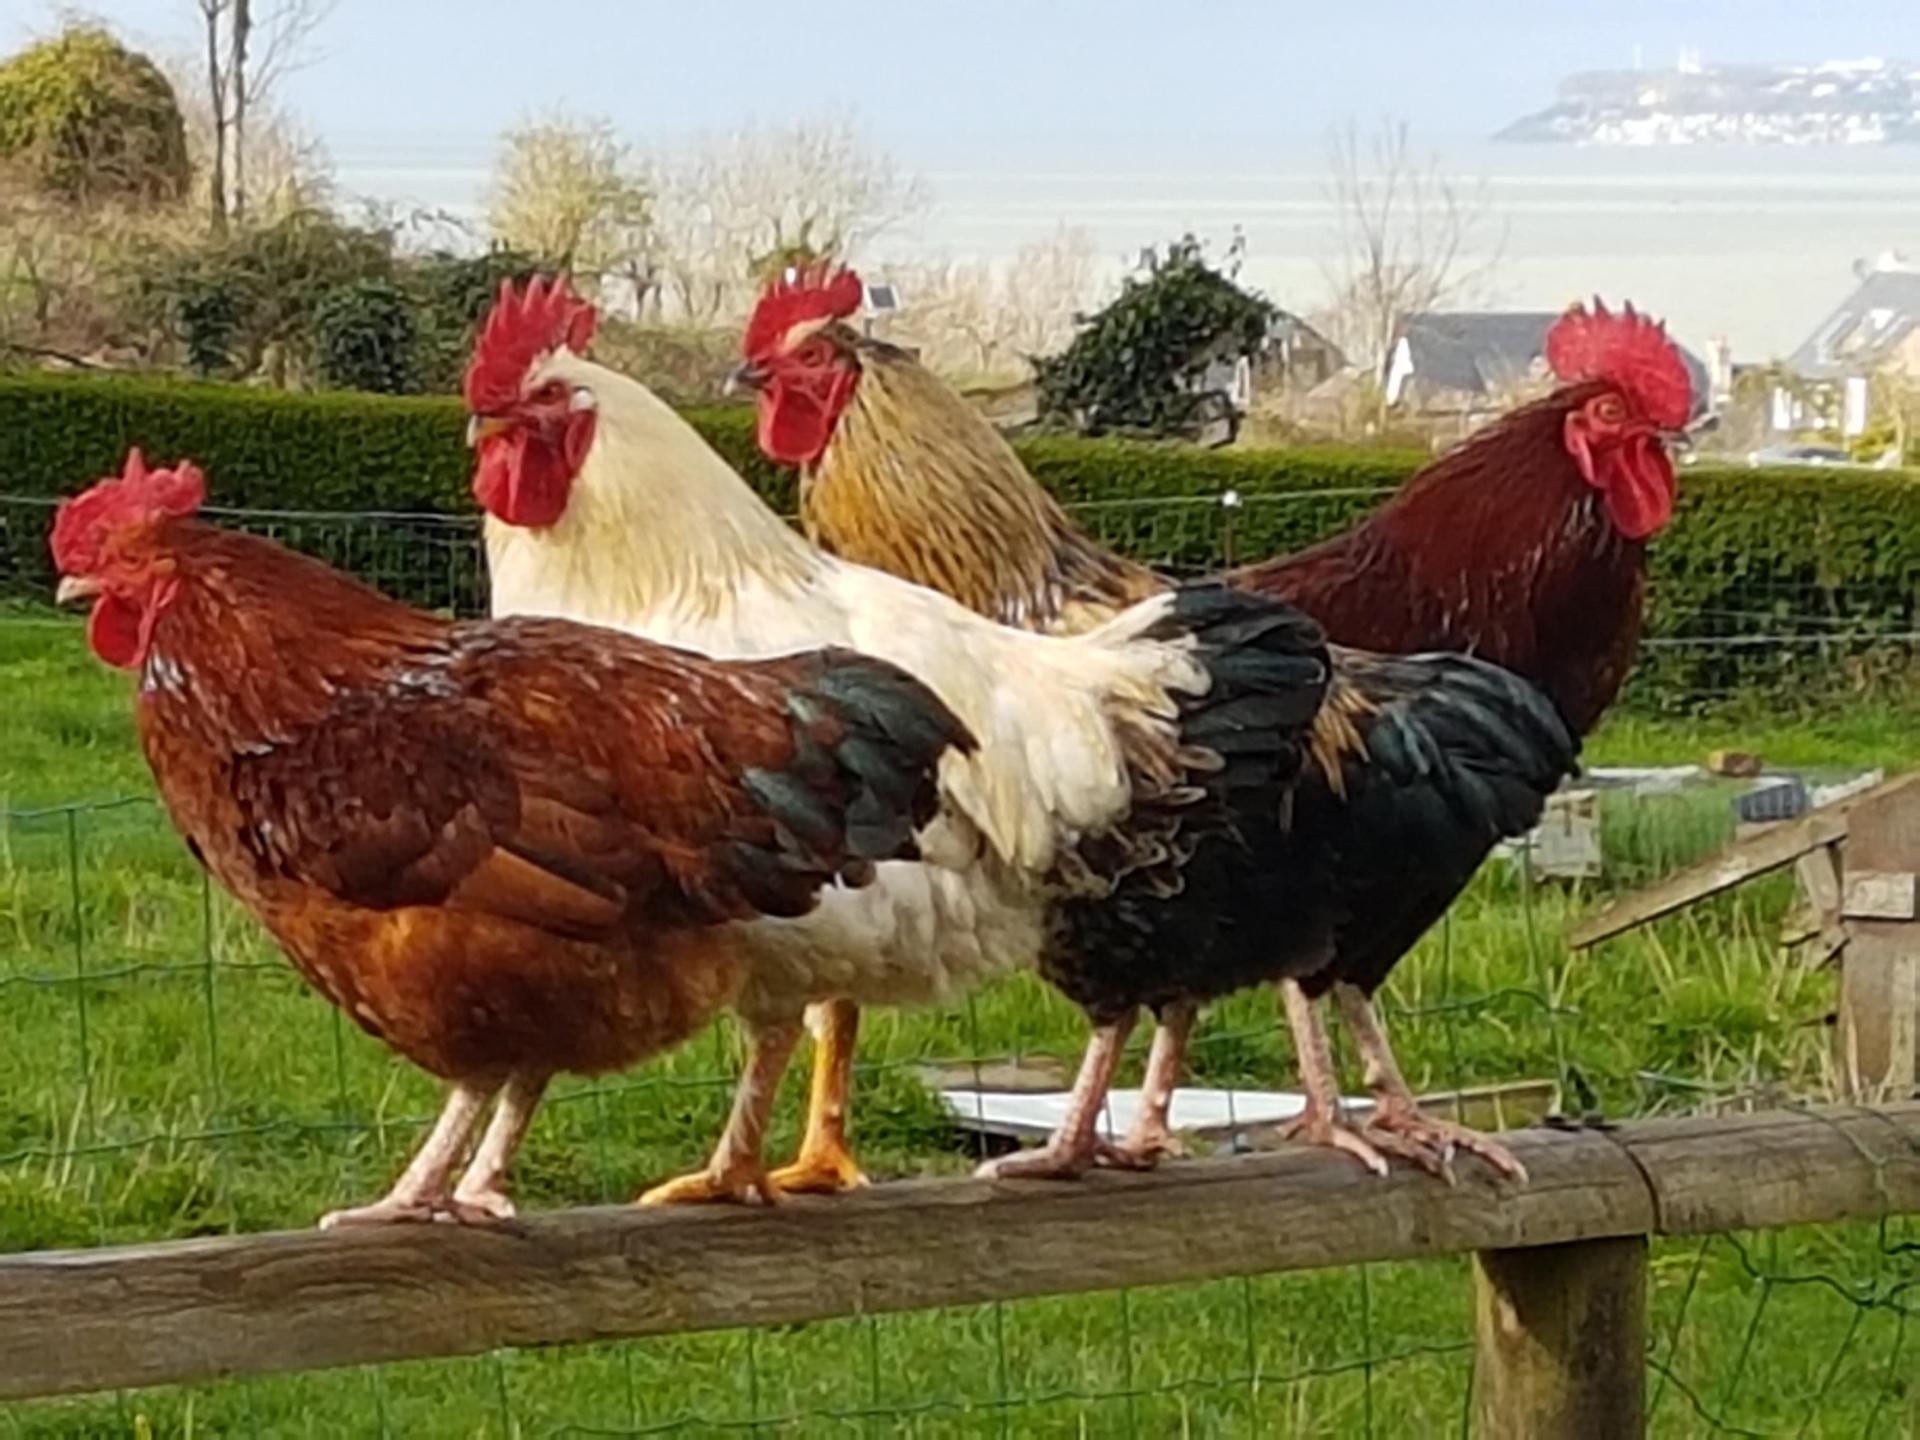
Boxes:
[1593,396,1626,425]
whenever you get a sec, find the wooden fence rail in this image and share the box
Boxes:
[2,1103,1917,1432]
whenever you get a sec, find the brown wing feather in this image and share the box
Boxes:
[444,622,836,923]
[225,686,645,940]
[220,615,950,941]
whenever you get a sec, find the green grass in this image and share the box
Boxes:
[2,611,1916,1436]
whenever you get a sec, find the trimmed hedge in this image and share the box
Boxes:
[0,373,1425,513]
[0,372,779,511]
[6,372,1920,710]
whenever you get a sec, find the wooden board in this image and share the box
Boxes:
[1792,845,1848,968]
[0,1104,1914,1402]
[1843,870,1918,921]
[1839,787,1920,1098]
[1569,771,1920,951]
[1473,1236,1646,1439]
[1531,790,1602,881]
[1607,1104,1920,1233]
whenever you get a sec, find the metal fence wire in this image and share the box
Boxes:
[6,487,1918,712]
[0,491,1916,1435]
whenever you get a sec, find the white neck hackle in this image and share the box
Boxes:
[483,351,818,631]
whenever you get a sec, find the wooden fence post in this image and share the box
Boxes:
[1837,779,1920,1099]
[1472,1235,1648,1439]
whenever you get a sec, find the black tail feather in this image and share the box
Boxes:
[1041,583,1337,1020]
[1297,648,1580,996]
[800,652,975,865]
[720,651,973,916]
[1156,580,1331,789]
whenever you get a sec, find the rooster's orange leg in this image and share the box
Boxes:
[1333,982,1528,1183]
[639,1017,801,1206]
[1273,979,1393,1178]
[977,1010,1137,1181]
[768,999,870,1195]
[1098,1001,1195,1169]
[320,1081,497,1229]
[450,1071,551,1220]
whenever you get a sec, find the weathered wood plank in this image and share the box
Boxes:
[1844,870,1918,921]
[1791,843,1847,968]
[1568,807,1853,951]
[1568,772,1920,951]
[1612,1105,1920,1234]
[0,1105,1914,1403]
[1839,784,1920,1098]
[1472,1236,1647,1440]
[0,1128,1646,1401]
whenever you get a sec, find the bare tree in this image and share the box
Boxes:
[647,115,926,326]
[486,111,652,308]
[1000,226,1100,361]
[161,46,329,225]
[889,227,1101,382]
[1319,118,1505,376]
[191,0,332,229]
[196,0,227,230]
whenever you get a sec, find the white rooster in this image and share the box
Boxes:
[463,277,1331,1197]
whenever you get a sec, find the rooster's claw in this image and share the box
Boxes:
[639,1163,782,1206]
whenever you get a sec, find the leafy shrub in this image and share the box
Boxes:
[313,281,422,394]
[139,209,394,382]
[135,216,543,394]
[1035,239,1274,438]
[0,26,190,206]
[0,373,471,513]
[170,276,249,377]
[404,248,545,393]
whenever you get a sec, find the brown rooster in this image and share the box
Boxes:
[51,449,971,1226]
[733,267,1616,1178]
[1233,304,1694,735]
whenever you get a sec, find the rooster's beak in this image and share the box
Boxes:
[725,362,770,397]
[55,576,101,607]
[466,414,511,448]
[1668,411,1718,457]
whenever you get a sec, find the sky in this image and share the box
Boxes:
[12,0,1920,159]
[10,1,1919,357]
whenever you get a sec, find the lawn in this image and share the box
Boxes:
[1,609,1915,1437]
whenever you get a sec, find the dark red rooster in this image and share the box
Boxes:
[51,449,970,1226]
[1233,303,1695,735]
[738,268,1615,1178]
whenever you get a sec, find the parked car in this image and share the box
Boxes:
[1746,443,1857,469]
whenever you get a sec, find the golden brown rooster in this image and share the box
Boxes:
[731,266,1609,1178]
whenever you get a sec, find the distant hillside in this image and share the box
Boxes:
[1500,58,1920,145]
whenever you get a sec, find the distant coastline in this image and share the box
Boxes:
[323,137,1920,360]
[1499,57,1920,146]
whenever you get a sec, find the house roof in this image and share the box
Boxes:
[1783,269,1920,380]
[1397,312,1560,398]
[1268,310,1345,363]
[1395,310,1710,413]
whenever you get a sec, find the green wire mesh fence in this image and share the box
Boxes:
[1,490,1916,1435]
[8,486,1919,713]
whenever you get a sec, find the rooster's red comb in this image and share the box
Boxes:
[51,449,207,574]
[1545,299,1693,429]
[464,274,599,413]
[743,263,864,360]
